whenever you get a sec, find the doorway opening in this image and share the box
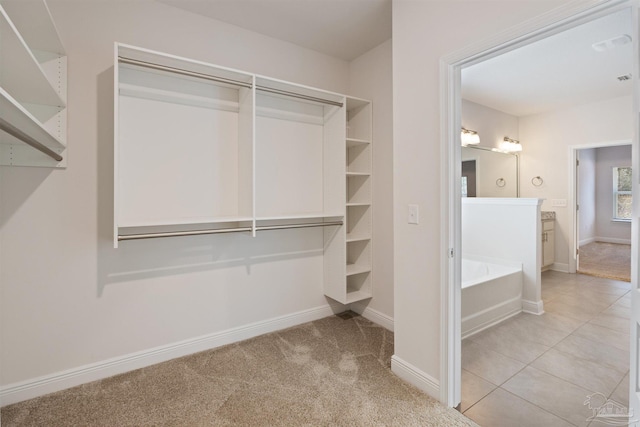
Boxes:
[440,0,636,414]
[572,142,632,282]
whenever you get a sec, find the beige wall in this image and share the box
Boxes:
[392,0,567,397]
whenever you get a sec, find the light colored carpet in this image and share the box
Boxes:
[1,312,476,426]
[578,241,631,282]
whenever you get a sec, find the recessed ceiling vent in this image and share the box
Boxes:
[617,74,632,81]
[592,34,632,52]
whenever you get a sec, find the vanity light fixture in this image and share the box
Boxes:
[500,137,522,152]
[500,137,522,153]
[461,128,480,146]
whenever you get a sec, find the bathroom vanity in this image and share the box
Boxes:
[541,211,555,271]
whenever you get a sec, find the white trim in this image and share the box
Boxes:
[391,356,440,399]
[593,237,633,245]
[0,303,344,406]
[349,302,394,331]
[550,262,570,273]
[441,0,629,409]
[461,197,541,206]
[580,236,597,246]
[522,299,545,315]
[461,297,521,340]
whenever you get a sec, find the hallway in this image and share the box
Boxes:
[462,271,630,426]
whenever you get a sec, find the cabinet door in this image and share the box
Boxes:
[543,230,554,267]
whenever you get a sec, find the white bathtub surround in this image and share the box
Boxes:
[461,256,523,338]
[462,198,544,317]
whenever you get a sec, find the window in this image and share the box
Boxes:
[613,166,632,221]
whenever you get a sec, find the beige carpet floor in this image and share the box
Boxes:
[1,312,476,426]
[578,241,631,282]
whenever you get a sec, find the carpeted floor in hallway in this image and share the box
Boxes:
[1,312,476,426]
[578,241,631,282]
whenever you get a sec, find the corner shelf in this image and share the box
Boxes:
[0,1,67,167]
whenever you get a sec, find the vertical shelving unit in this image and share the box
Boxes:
[0,0,67,167]
[328,97,372,304]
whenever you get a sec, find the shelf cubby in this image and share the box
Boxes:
[346,272,372,303]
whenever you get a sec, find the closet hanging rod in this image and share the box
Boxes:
[0,118,63,162]
[118,221,343,241]
[118,226,253,241]
[118,57,254,89]
[257,221,343,231]
[118,57,343,108]
[256,87,344,108]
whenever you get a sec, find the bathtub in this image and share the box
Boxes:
[462,258,523,339]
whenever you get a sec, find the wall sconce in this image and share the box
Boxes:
[461,128,480,146]
[500,137,522,153]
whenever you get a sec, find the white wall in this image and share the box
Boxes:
[348,40,394,322]
[519,96,632,271]
[0,0,352,397]
[462,99,519,150]
[578,148,597,245]
[392,0,565,398]
[595,145,632,243]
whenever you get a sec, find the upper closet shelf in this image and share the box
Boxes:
[0,6,65,108]
[346,138,370,147]
[0,0,67,167]
[0,0,64,54]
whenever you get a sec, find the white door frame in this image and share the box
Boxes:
[440,0,633,407]
[569,140,633,274]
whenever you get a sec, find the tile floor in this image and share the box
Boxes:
[462,270,631,427]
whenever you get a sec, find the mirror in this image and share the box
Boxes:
[462,146,519,197]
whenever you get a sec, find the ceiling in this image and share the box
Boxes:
[155,2,630,116]
[462,8,633,117]
[156,0,392,61]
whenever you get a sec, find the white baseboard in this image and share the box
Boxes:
[579,236,596,246]
[522,299,544,315]
[349,302,394,331]
[594,237,631,245]
[461,296,521,340]
[0,303,344,407]
[391,355,439,400]
[550,262,569,273]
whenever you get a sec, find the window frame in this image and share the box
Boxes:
[612,166,632,222]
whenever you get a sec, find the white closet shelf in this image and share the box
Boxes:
[0,87,65,158]
[346,172,371,177]
[346,233,371,243]
[346,138,370,148]
[346,290,372,304]
[0,6,65,108]
[0,0,65,54]
[346,202,370,207]
[346,264,371,276]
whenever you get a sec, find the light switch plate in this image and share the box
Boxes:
[408,204,419,224]
[551,199,567,207]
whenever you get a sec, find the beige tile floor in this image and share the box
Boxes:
[462,271,631,427]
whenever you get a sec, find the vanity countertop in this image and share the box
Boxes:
[541,211,556,221]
